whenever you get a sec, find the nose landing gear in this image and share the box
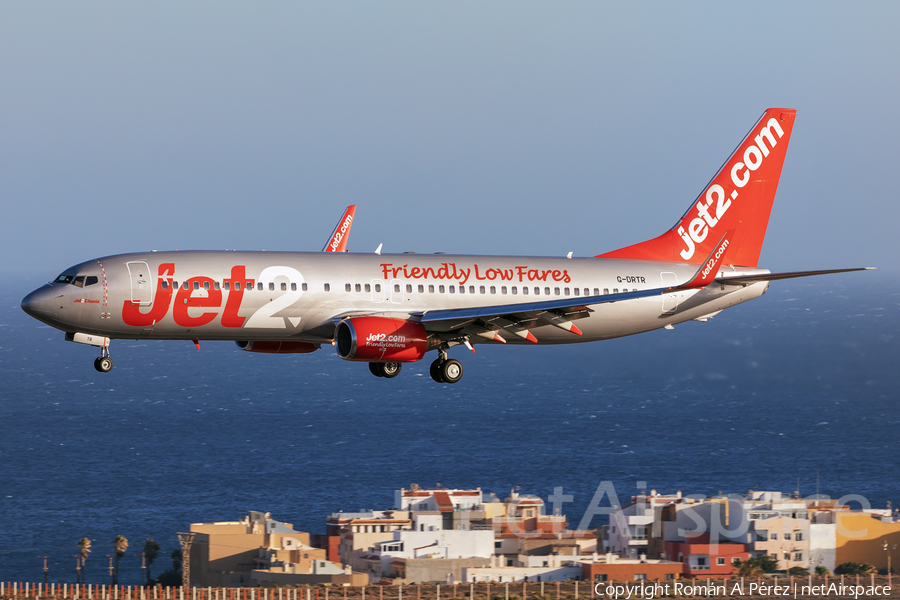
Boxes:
[368,362,402,378]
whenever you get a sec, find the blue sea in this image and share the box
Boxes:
[1,270,898,585]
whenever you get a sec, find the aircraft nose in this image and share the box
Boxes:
[21,285,60,320]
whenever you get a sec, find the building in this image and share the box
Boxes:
[189,511,358,587]
[580,554,683,583]
[664,533,749,579]
[608,491,685,559]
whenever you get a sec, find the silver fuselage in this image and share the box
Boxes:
[22,250,769,346]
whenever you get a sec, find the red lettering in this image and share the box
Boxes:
[222,266,252,328]
[380,263,392,279]
[121,263,175,327]
[552,269,563,282]
[516,266,528,282]
[562,270,571,284]
[173,277,222,327]
[410,266,421,278]
[474,265,486,280]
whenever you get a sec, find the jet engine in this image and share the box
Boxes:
[335,317,429,362]
[236,340,320,354]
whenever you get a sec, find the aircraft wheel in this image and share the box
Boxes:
[381,362,401,379]
[429,359,446,383]
[95,356,113,373]
[368,362,384,377]
[441,359,463,384]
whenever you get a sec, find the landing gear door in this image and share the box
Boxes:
[126,261,153,307]
[660,272,679,314]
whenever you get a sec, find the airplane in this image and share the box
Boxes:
[21,108,870,384]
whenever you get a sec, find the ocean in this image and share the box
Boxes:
[1,269,897,584]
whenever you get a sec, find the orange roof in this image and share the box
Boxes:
[433,491,454,512]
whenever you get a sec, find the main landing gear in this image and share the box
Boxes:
[93,346,113,373]
[369,362,402,378]
[430,349,463,384]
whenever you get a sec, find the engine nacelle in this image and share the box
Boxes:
[335,317,429,362]
[236,340,320,354]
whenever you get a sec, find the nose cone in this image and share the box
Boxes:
[21,285,60,322]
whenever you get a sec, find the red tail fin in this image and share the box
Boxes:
[597,108,797,267]
[323,205,356,252]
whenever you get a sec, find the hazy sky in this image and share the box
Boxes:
[2,2,898,275]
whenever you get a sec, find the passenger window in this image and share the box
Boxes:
[268,282,274,291]
[459,285,466,294]
[291,283,297,291]
[355,284,361,292]
[173,281,179,289]
[194,281,201,290]
[73,276,85,288]
[449,285,455,293]
[545,287,551,295]
[479,286,486,294]
[534,287,540,295]
[584,288,589,296]
[183,282,190,290]
[257,282,263,291]
[224,282,230,290]
[162,281,168,290]
[512,286,517,295]
[522,287,528,295]
[564,287,569,296]
[214,282,220,290]
[85,276,99,287]
[469,285,475,294]
[204,281,210,290]
[501,286,507,294]
[573,288,579,296]
[246,282,253,290]
[428,285,434,293]
[490,286,496,294]
[281,283,287,291]
[601,288,606,295]
[394,284,400,293]
[439,285,445,293]
[364,283,370,292]
[374,284,381,292]
[324,283,331,292]
[418,285,424,293]
[406,284,412,293]
[302,283,308,291]
[345,283,352,292]
[613,288,619,293]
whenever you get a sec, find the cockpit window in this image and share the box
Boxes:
[73,276,85,288]
[85,276,99,287]
[55,274,74,284]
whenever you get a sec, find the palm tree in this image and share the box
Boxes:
[78,539,92,584]
[144,539,161,584]
[113,536,129,584]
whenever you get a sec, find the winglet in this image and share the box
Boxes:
[323,205,356,252]
[676,230,733,290]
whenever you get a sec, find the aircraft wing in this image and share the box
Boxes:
[413,287,667,342]
[415,236,736,343]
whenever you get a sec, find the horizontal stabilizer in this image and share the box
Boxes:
[716,267,874,285]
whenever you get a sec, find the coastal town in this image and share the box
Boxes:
[138,486,900,587]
